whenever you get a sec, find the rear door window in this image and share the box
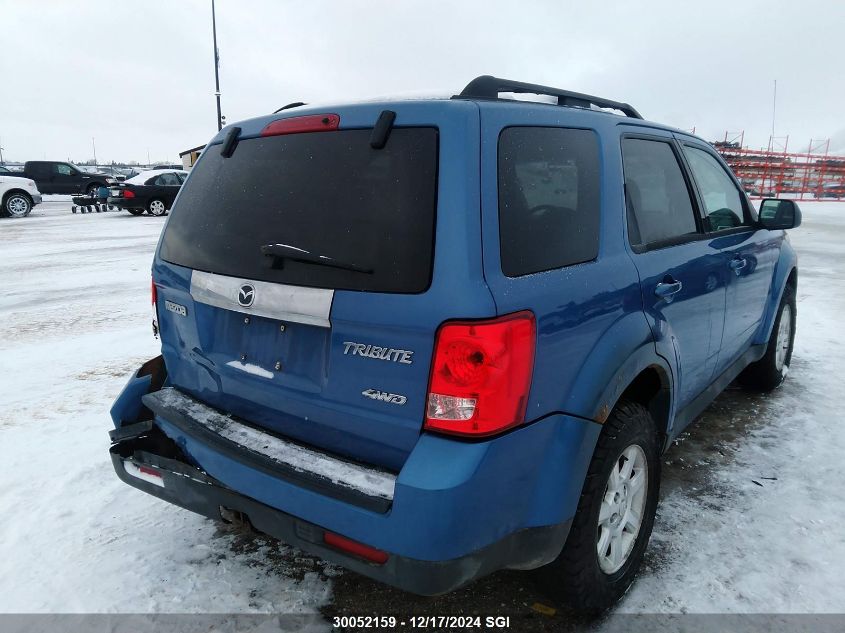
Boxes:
[155,173,181,186]
[160,127,438,293]
[498,127,600,276]
[622,138,700,247]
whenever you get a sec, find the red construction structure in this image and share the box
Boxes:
[712,133,845,201]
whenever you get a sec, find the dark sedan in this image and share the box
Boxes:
[108,169,188,216]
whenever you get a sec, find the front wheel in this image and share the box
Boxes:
[536,400,660,613]
[3,192,33,218]
[738,286,796,391]
[147,198,167,216]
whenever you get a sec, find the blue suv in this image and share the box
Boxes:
[109,76,800,611]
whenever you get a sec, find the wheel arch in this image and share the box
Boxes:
[615,365,672,449]
[3,188,33,203]
[754,242,798,346]
[147,197,166,209]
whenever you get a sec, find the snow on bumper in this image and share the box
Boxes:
[143,387,396,512]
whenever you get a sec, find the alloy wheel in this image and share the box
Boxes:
[7,195,31,217]
[149,200,166,216]
[775,304,792,371]
[597,444,648,574]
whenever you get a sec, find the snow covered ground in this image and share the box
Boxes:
[619,202,845,614]
[1,199,844,624]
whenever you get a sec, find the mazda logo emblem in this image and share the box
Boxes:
[238,283,255,307]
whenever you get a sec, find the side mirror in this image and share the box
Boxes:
[759,198,801,230]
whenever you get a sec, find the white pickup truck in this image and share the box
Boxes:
[0,168,42,217]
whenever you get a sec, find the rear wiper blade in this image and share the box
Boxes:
[261,243,373,274]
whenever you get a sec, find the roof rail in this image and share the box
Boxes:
[454,75,643,119]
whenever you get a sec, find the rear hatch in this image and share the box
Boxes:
[152,102,492,471]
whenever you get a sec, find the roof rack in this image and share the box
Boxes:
[454,75,643,119]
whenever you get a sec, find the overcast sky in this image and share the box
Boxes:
[1,0,842,164]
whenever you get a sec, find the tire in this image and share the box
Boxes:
[536,400,660,613]
[147,198,167,216]
[737,285,796,391]
[127,208,145,216]
[86,183,101,196]
[2,192,33,218]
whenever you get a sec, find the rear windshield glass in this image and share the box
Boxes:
[498,127,600,277]
[160,127,438,293]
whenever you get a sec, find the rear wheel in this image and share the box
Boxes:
[2,192,33,218]
[127,208,145,216]
[86,183,101,196]
[147,198,167,216]
[738,285,796,391]
[536,400,660,613]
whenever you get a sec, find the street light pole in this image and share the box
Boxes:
[212,0,223,131]
[92,137,97,167]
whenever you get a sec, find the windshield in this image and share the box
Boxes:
[160,127,438,293]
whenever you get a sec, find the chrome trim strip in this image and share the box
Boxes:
[190,270,333,327]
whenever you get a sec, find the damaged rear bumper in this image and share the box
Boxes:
[110,421,569,596]
[109,357,594,595]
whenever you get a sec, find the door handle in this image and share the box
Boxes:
[729,257,747,274]
[654,279,683,299]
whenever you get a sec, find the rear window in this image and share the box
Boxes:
[160,127,438,293]
[498,127,600,277]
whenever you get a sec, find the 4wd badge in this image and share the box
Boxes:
[361,389,407,406]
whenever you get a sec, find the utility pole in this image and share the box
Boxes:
[771,79,777,141]
[212,0,223,131]
[92,137,98,166]
[0,137,4,164]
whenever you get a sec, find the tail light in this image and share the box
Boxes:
[123,188,135,198]
[261,114,340,137]
[151,279,159,338]
[425,311,536,437]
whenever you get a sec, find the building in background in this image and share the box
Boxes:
[179,145,205,169]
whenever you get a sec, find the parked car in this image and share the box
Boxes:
[819,183,845,198]
[96,166,127,182]
[108,76,800,613]
[17,161,115,195]
[1,171,42,217]
[741,180,760,196]
[108,169,187,216]
[120,167,145,180]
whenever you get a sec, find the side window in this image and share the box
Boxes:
[155,173,180,186]
[682,145,748,232]
[31,163,50,177]
[498,127,600,276]
[54,163,74,176]
[622,138,699,247]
